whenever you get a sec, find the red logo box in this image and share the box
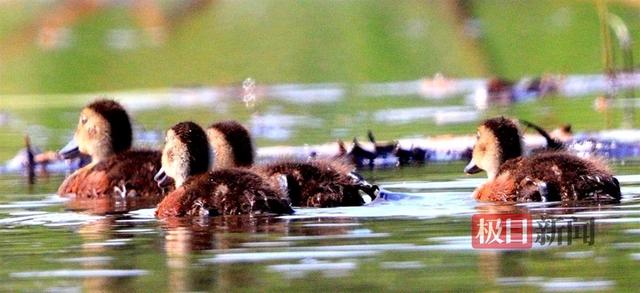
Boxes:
[471,214,533,249]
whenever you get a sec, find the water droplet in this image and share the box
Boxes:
[242,77,257,109]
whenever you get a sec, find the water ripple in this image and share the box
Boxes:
[11,269,148,278]
[268,261,357,278]
[203,250,379,264]
[0,212,102,226]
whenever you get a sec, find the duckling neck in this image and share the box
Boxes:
[173,171,191,188]
[90,154,107,163]
[211,148,235,170]
[175,168,205,188]
[174,178,185,188]
[89,146,115,163]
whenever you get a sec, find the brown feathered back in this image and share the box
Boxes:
[497,151,621,202]
[256,159,364,207]
[58,150,168,202]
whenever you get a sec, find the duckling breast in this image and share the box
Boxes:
[473,172,517,201]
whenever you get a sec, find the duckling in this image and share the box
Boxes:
[57,99,167,199]
[206,120,377,207]
[154,121,293,218]
[465,117,621,203]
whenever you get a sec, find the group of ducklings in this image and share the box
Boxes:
[57,99,376,217]
[56,99,622,219]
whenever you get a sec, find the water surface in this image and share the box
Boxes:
[1,167,640,291]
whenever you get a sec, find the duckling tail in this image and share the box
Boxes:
[520,119,564,150]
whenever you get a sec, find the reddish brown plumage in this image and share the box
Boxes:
[58,99,168,206]
[58,150,168,202]
[473,173,516,201]
[156,168,293,218]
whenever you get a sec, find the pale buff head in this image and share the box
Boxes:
[465,117,523,179]
[61,99,132,163]
[158,122,210,188]
[76,108,112,162]
[161,129,190,187]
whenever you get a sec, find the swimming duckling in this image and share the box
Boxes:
[206,120,377,207]
[57,99,167,199]
[154,121,293,218]
[465,117,621,203]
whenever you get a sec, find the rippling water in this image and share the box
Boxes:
[2,167,640,291]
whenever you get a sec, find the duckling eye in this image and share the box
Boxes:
[81,116,88,125]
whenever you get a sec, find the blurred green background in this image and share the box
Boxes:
[1,0,639,161]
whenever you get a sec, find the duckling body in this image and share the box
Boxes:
[207,120,376,207]
[155,121,292,218]
[256,159,367,207]
[58,150,163,199]
[58,99,166,199]
[156,168,293,217]
[474,152,620,202]
[466,117,621,203]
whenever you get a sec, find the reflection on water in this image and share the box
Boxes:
[1,169,640,291]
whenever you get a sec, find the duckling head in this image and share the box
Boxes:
[155,121,210,188]
[59,99,132,163]
[206,120,255,169]
[465,117,522,178]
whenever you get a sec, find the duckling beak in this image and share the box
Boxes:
[464,161,482,174]
[59,138,80,160]
[154,167,169,187]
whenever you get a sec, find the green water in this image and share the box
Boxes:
[1,166,640,291]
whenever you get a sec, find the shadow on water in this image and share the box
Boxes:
[1,167,640,291]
